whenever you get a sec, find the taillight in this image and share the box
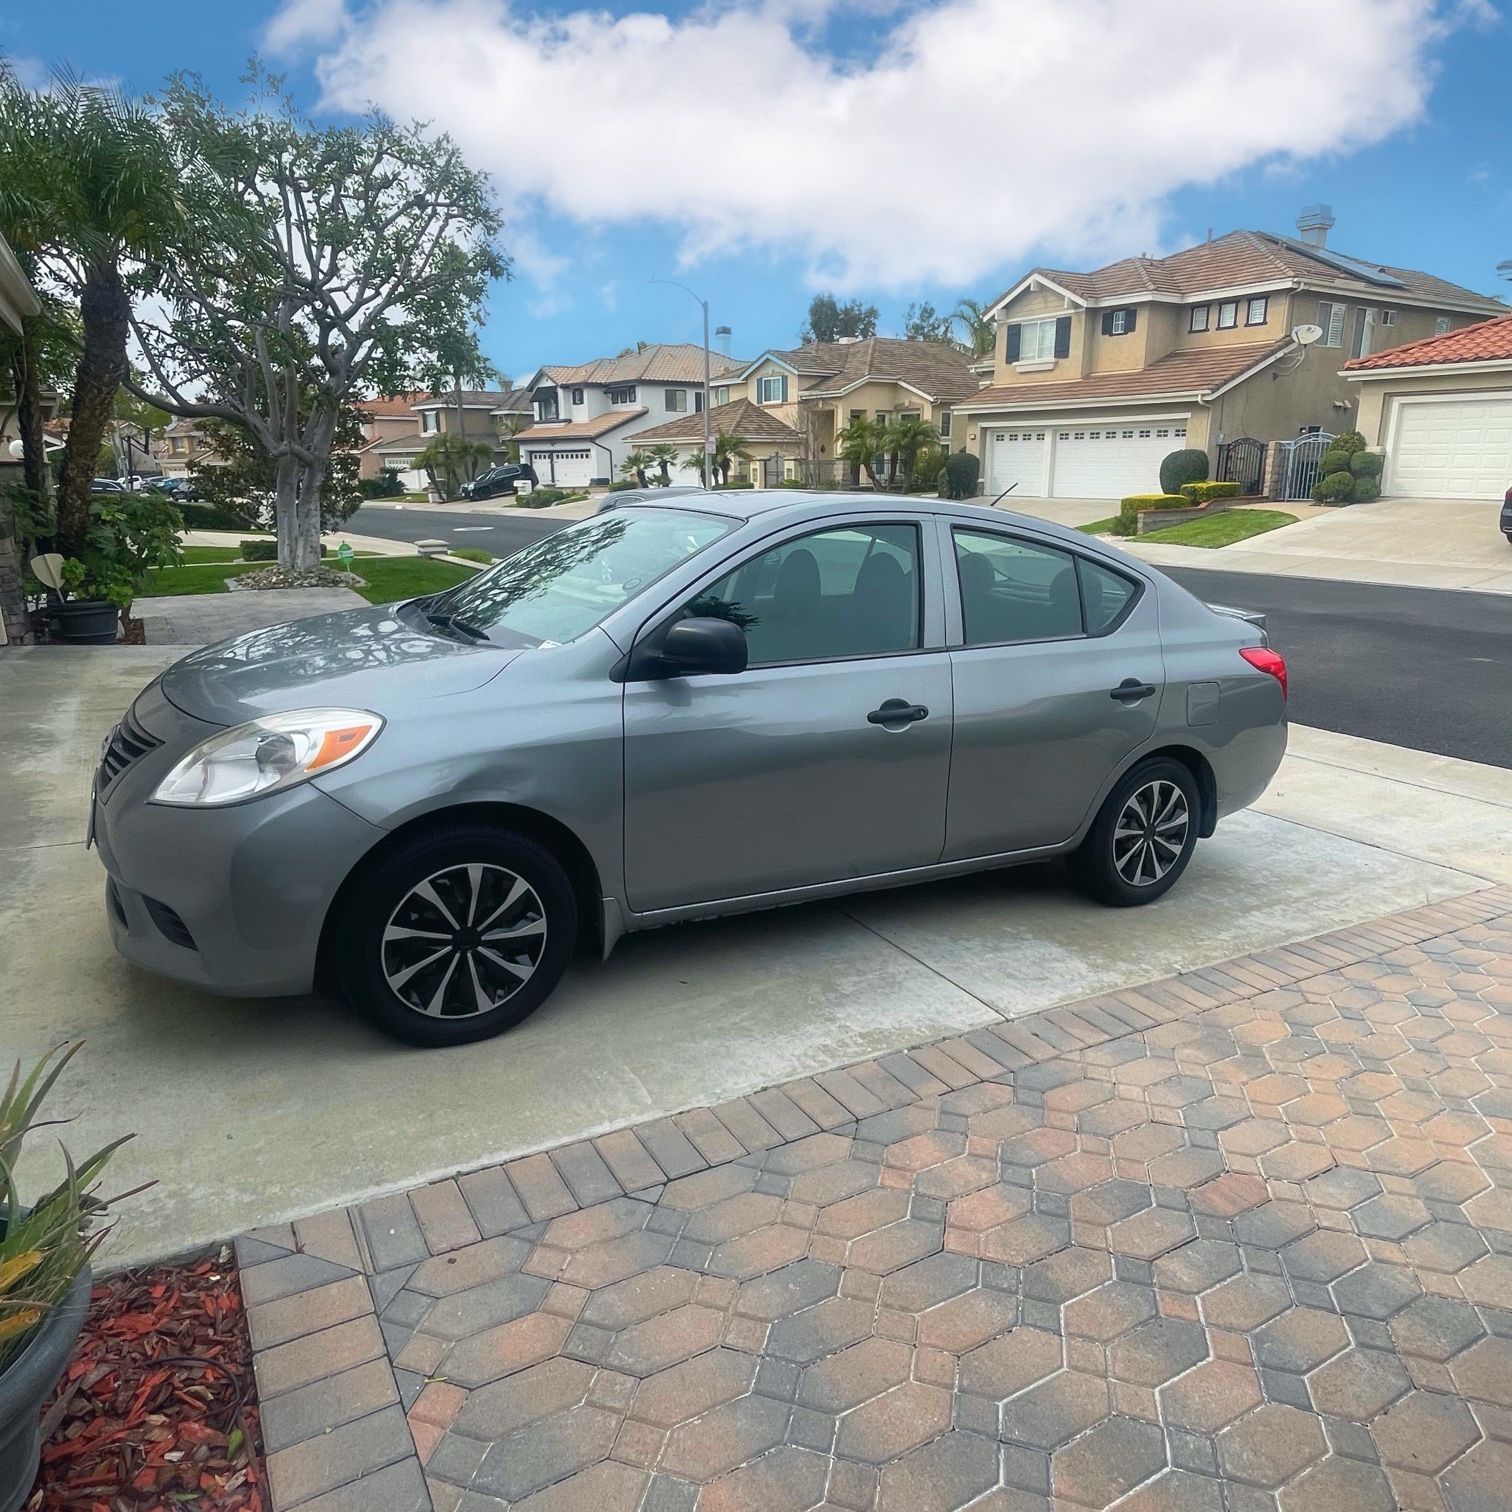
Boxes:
[1240,645,1287,700]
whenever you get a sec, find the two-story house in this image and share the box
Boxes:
[356,389,532,490]
[633,335,978,484]
[955,209,1505,501]
[160,418,219,480]
[515,344,746,487]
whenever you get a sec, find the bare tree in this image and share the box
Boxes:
[129,74,507,569]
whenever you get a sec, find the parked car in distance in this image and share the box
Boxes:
[92,491,1288,1047]
[1501,485,1511,545]
[89,477,127,494]
[156,478,200,502]
[461,463,536,501]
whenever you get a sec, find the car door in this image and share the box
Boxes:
[622,516,954,914]
[940,520,1164,860]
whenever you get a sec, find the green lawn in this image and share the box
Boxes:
[181,546,247,563]
[139,555,479,604]
[1076,508,1297,549]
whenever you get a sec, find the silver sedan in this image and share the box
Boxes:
[92,491,1287,1046]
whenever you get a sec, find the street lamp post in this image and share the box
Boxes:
[650,279,712,483]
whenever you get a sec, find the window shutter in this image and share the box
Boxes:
[1006,324,1021,362]
[1101,311,1114,336]
[1053,316,1072,359]
[1125,308,1137,333]
[780,375,789,402]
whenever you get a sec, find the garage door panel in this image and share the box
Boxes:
[529,448,593,488]
[986,430,1046,495]
[1052,421,1189,500]
[1390,397,1512,500]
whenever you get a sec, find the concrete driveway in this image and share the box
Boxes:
[5,647,1511,1265]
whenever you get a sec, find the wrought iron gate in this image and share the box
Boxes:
[1216,437,1268,497]
[1277,431,1336,501]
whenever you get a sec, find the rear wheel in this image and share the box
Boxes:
[335,824,577,1046]
[1069,757,1199,907]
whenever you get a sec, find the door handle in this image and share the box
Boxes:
[1110,679,1157,703]
[867,700,929,726]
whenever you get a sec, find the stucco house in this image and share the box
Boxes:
[515,345,746,487]
[633,336,978,485]
[1,230,42,644]
[355,389,532,490]
[1343,314,1512,500]
[954,209,1505,501]
[160,418,219,480]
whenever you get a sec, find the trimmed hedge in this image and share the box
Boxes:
[1312,471,1355,503]
[1319,450,1352,477]
[1333,430,1367,456]
[605,479,638,493]
[1178,481,1241,505]
[1350,450,1384,478]
[240,540,327,561]
[1119,493,1188,527]
[1350,475,1381,503]
[944,451,981,499]
[715,480,755,489]
[1159,448,1208,496]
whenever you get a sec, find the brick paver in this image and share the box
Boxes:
[236,888,1512,1510]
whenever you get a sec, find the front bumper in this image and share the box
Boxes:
[93,684,385,997]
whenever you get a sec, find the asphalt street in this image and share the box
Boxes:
[350,506,1509,769]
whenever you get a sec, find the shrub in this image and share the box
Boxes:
[1311,470,1355,503]
[1350,474,1381,503]
[357,472,404,499]
[1318,450,1352,478]
[516,487,588,509]
[605,479,638,493]
[715,480,754,490]
[944,451,981,499]
[239,540,328,561]
[1349,450,1384,478]
[775,478,807,489]
[910,445,946,494]
[1159,448,1208,496]
[451,546,493,564]
[1118,492,1187,524]
[1178,481,1241,505]
[1332,430,1367,456]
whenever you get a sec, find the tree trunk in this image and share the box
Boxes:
[57,261,129,559]
[293,458,325,570]
[274,454,304,569]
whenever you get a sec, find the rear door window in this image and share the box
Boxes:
[953,529,1083,644]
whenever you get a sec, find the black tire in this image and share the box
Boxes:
[1068,757,1200,907]
[335,823,577,1047]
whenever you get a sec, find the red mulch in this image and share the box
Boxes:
[27,1253,266,1512]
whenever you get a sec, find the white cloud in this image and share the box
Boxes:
[289,0,1457,290]
[264,0,352,53]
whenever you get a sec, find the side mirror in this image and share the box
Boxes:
[654,616,748,677]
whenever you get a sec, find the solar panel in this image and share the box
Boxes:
[1268,233,1408,289]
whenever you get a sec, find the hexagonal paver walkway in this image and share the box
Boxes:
[238,888,1512,1511]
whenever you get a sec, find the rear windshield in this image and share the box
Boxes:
[425,507,733,647]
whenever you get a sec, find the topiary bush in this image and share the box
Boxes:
[1159,448,1208,496]
[1318,450,1352,478]
[1119,493,1189,529]
[1349,450,1384,478]
[1178,481,1241,505]
[1311,471,1355,504]
[944,451,981,499]
[1350,475,1381,503]
[1332,430,1367,456]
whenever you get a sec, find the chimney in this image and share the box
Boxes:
[1296,204,1335,248]
[714,324,731,358]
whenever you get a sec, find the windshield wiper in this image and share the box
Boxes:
[425,611,489,642]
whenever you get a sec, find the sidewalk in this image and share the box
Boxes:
[240,885,1512,1512]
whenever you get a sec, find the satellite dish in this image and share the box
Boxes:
[29,552,65,591]
[1293,324,1323,347]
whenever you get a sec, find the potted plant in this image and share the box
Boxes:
[0,1045,135,1512]
[47,557,131,644]
[48,491,182,644]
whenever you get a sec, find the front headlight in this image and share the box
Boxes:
[152,708,384,807]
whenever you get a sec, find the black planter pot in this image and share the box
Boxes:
[0,1265,91,1512]
[48,600,120,645]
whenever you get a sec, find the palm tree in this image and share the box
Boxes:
[837,416,887,489]
[643,442,679,486]
[951,297,995,359]
[680,432,751,487]
[887,416,939,491]
[416,434,492,499]
[0,69,208,558]
[620,449,655,487]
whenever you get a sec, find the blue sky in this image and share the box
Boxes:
[6,1,1510,383]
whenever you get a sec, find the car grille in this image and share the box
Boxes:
[98,707,161,793]
[144,896,197,951]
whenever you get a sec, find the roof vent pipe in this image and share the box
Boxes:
[1297,205,1335,247]
[714,324,731,357]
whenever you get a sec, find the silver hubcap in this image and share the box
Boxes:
[381,864,547,1018]
[1113,780,1190,887]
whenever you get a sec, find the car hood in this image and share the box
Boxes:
[158,603,520,726]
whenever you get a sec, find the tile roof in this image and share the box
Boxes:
[1344,313,1512,370]
[633,397,803,445]
[992,230,1506,312]
[539,344,746,387]
[962,338,1292,409]
[412,389,526,410]
[513,409,648,443]
[353,391,430,418]
[761,336,979,403]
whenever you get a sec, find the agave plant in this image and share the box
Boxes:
[0,1044,134,1373]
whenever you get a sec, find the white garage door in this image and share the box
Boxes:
[1388,397,1512,500]
[1052,422,1188,499]
[985,429,1046,496]
[529,448,593,488]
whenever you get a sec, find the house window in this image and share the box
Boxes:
[714,386,729,405]
[571,387,584,405]
[420,410,439,434]
[1245,296,1269,326]
[1188,306,1210,333]
[665,389,688,412]
[694,390,704,412]
[938,410,952,439]
[1318,302,1347,348]
[1434,316,1451,336]
[1379,310,1397,327]
[1217,301,1238,329]
[534,390,559,422]
[606,385,637,405]
[1110,309,1130,334]
[1016,317,1059,362]
[1351,308,1377,359]
[758,374,789,404]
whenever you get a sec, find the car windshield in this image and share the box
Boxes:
[422,507,734,647]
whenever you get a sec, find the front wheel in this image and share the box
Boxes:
[335,824,577,1046]
[1069,758,1200,907]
